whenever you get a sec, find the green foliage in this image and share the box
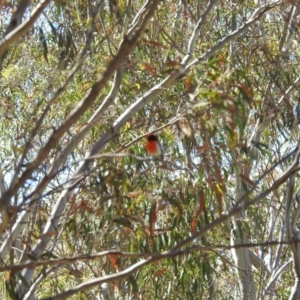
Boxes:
[1,0,300,299]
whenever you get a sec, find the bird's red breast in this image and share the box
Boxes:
[146,134,163,159]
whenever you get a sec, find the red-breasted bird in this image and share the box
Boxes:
[146,134,163,160]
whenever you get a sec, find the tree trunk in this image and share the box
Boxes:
[231,219,256,300]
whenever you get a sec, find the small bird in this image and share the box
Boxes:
[146,134,163,160]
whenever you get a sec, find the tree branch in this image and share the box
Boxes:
[0,0,52,59]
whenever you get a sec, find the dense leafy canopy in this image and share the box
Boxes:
[0,0,300,299]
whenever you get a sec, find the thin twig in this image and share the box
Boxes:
[1,239,296,273]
